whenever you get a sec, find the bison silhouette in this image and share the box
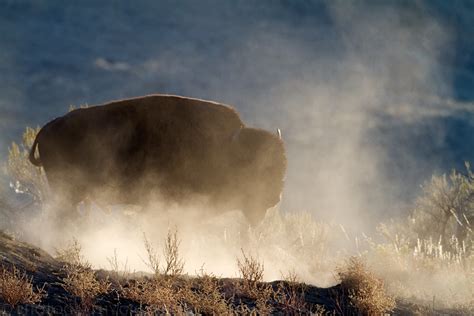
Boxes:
[29,94,286,225]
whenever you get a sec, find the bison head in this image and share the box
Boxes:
[231,127,287,225]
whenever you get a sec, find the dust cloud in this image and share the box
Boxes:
[245,2,454,229]
[1,1,470,307]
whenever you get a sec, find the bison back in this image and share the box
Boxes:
[35,95,244,204]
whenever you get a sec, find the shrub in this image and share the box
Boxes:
[62,265,110,312]
[106,249,131,281]
[142,227,185,277]
[362,225,473,309]
[55,238,83,265]
[121,276,187,315]
[0,265,45,308]
[413,164,474,251]
[237,249,264,294]
[123,271,234,315]
[336,257,395,315]
[124,232,240,314]
[275,270,308,314]
[122,228,189,314]
[7,127,48,205]
[58,239,110,312]
[236,249,273,314]
[163,228,184,276]
[186,272,233,315]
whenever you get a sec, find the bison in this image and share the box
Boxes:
[29,94,286,225]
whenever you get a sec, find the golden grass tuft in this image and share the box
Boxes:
[187,271,233,315]
[122,276,187,315]
[236,249,273,314]
[237,249,264,294]
[337,256,395,315]
[122,228,192,314]
[106,249,131,282]
[62,265,110,312]
[0,265,45,308]
[57,239,110,312]
[274,270,309,314]
[142,227,185,277]
[123,273,234,315]
[123,229,236,314]
[163,227,185,276]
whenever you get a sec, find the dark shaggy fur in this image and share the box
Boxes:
[29,94,286,225]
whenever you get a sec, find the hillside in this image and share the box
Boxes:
[0,230,470,315]
[0,230,344,314]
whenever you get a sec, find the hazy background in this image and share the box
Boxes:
[1,0,474,229]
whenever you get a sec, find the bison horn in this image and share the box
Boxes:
[232,128,241,142]
[276,128,282,140]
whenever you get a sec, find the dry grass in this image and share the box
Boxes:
[122,248,321,315]
[217,209,344,287]
[360,228,474,309]
[274,270,309,314]
[62,265,110,312]
[121,228,193,314]
[187,272,233,315]
[123,272,234,315]
[7,126,48,204]
[57,239,110,312]
[274,282,307,314]
[413,168,474,248]
[237,249,264,294]
[142,227,185,277]
[336,256,395,315]
[0,265,45,308]
[122,276,187,315]
[143,233,161,276]
[55,238,83,265]
[106,249,131,281]
[236,249,274,314]
[123,230,235,314]
[163,227,185,276]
